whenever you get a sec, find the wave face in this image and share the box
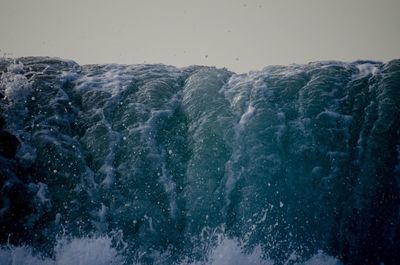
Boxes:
[0,57,399,265]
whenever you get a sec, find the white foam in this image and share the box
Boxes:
[184,236,342,265]
[302,250,342,265]
[0,236,123,265]
[239,104,255,128]
[0,234,343,265]
[0,245,54,265]
[1,61,30,104]
[353,63,379,80]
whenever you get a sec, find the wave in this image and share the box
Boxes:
[0,57,399,264]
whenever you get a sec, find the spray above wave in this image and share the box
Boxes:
[0,57,399,264]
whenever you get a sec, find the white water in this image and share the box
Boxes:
[0,235,341,265]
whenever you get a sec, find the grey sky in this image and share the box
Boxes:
[1,0,399,73]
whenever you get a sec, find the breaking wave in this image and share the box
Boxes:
[0,57,399,264]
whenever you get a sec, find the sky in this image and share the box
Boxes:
[0,0,399,73]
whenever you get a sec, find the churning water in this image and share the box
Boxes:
[0,57,399,264]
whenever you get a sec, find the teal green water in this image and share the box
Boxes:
[0,57,399,264]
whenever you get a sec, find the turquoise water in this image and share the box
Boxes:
[0,57,399,264]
